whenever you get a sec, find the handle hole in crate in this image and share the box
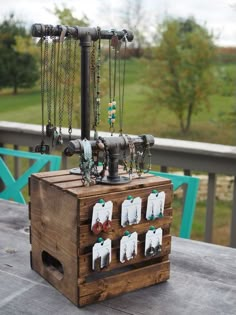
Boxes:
[42,251,64,280]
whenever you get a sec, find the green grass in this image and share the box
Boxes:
[0,59,235,144]
[0,58,235,245]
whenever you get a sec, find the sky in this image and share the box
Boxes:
[0,0,236,46]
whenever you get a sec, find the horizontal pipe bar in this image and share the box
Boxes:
[31,23,134,42]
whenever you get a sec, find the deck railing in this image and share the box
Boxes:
[0,121,236,247]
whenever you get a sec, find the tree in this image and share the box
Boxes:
[53,5,89,26]
[119,0,149,57]
[147,17,216,133]
[0,14,39,94]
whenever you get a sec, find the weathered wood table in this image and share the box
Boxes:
[0,198,236,315]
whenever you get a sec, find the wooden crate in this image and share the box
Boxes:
[29,170,173,306]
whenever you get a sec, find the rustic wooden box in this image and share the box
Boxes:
[29,170,173,306]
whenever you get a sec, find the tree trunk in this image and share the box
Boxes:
[185,101,194,133]
[13,83,18,95]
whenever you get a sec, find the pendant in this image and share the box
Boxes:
[46,123,55,137]
[92,220,103,235]
[103,218,112,233]
[35,141,50,154]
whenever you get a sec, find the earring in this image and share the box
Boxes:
[149,204,155,221]
[146,240,155,257]
[123,244,128,262]
[132,207,138,224]
[123,210,130,226]
[103,248,110,268]
[94,253,101,271]
[131,241,136,258]
[92,215,103,235]
[103,213,112,233]
[155,240,162,253]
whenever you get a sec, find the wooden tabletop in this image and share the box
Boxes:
[0,198,236,315]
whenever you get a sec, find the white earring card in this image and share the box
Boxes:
[120,231,138,263]
[121,197,142,227]
[146,191,165,220]
[92,238,112,270]
[144,227,162,256]
[91,200,113,231]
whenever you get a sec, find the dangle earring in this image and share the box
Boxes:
[155,239,162,253]
[103,248,110,268]
[94,252,101,271]
[133,207,138,224]
[159,208,164,218]
[92,213,103,235]
[149,204,155,221]
[131,241,136,259]
[146,240,155,257]
[103,212,112,233]
[123,210,130,226]
[123,244,128,262]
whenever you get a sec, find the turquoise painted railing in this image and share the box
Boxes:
[0,148,61,204]
[150,171,199,239]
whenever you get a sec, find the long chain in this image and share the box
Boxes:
[53,37,59,128]
[95,28,101,134]
[91,28,101,140]
[119,35,127,135]
[58,35,64,141]
[108,33,119,134]
[66,36,74,140]
[91,41,97,136]
[40,33,45,141]
[47,36,54,127]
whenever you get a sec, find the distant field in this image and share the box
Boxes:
[0,58,235,145]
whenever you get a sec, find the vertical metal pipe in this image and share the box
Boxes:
[80,34,91,140]
[230,176,236,247]
[205,172,216,243]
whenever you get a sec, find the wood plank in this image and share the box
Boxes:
[78,235,171,278]
[42,174,82,184]
[78,260,170,306]
[79,216,172,252]
[31,169,70,178]
[68,175,171,198]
